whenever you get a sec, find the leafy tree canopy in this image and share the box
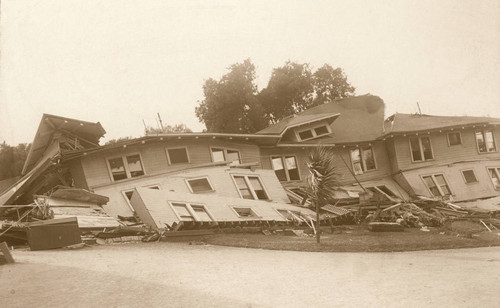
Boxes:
[196,60,355,132]
[0,142,31,181]
[145,123,192,135]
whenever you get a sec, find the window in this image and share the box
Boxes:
[232,175,269,200]
[186,177,214,193]
[166,147,189,164]
[171,203,194,221]
[350,146,376,175]
[210,147,241,165]
[122,185,161,210]
[447,132,462,146]
[475,130,496,153]
[108,154,145,181]
[422,174,451,197]
[232,207,259,218]
[367,185,398,198]
[461,170,478,184]
[409,136,433,162]
[170,202,213,222]
[271,156,300,181]
[296,125,331,141]
[487,167,500,189]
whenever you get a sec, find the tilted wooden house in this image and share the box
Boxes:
[381,113,500,202]
[2,95,498,229]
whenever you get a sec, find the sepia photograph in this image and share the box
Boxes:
[1,0,499,307]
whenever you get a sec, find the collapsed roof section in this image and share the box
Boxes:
[382,113,500,137]
[22,114,106,175]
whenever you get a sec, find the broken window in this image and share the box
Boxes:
[488,167,500,189]
[447,132,462,146]
[232,175,269,200]
[296,125,331,141]
[422,174,451,197]
[186,177,214,193]
[409,136,433,162]
[167,147,189,164]
[367,185,398,198]
[350,146,376,175]
[211,147,241,165]
[461,170,478,184]
[108,154,145,181]
[233,207,259,218]
[271,156,300,181]
[475,130,496,153]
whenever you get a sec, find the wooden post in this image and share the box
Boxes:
[0,242,15,264]
[315,200,321,244]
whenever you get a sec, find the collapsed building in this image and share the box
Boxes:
[1,95,499,234]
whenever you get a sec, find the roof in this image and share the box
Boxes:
[22,114,106,174]
[257,113,340,135]
[258,94,386,144]
[383,113,500,136]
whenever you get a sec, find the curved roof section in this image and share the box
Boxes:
[257,94,385,144]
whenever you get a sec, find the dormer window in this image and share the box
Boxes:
[296,125,331,141]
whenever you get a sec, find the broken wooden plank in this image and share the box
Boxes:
[0,242,15,264]
[480,220,492,232]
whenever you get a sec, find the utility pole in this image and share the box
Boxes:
[417,102,422,115]
[157,112,164,130]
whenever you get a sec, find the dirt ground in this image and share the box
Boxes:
[1,242,500,307]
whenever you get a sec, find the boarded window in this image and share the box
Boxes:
[462,170,478,184]
[187,178,214,193]
[448,132,462,146]
[167,148,189,164]
[172,203,194,221]
[233,207,258,218]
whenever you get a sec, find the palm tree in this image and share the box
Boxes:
[307,146,340,243]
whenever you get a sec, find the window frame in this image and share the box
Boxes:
[295,124,332,142]
[350,145,377,175]
[460,169,478,184]
[169,201,215,222]
[231,174,270,201]
[185,177,215,193]
[231,206,261,219]
[209,146,241,165]
[447,132,462,146]
[165,146,190,165]
[366,185,399,200]
[121,184,161,211]
[106,153,146,182]
[487,167,500,190]
[409,136,434,162]
[421,173,452,197]
[270,155,301,181]
[475,130,497,153]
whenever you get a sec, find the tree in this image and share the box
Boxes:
[312,64,355,105]
[260,62,355,123]
[0,142,31,180]
[195,59,268,133]
[145,124,192,135]
[259,61,314,124]
[306,146,340,244]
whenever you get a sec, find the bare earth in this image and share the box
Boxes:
[1,242,499,307]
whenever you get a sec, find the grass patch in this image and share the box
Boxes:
[202,226,500,252]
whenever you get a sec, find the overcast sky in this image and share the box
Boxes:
[1,0,499,145]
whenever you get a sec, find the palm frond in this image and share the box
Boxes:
[306,146,340,207]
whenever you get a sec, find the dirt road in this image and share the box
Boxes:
[1,242,499,307]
